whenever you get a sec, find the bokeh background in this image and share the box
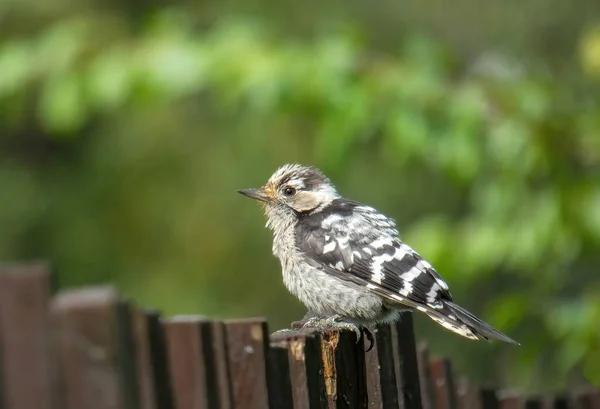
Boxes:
[2,0,600,393]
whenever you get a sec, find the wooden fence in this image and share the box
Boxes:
[0,262,598,409]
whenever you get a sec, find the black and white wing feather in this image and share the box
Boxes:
[295,199,517,344]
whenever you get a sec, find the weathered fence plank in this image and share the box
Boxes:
[50,286,139,409]
[164,316,219,409]
[480,388,500,409]
[394,312,423,409]
[132,309,173,409]
[375,324,401,409]
[364,330,384,409]
[526,397,545,409]
[429,357,458,409]
[266,342,294,409]
[572,388,600,409]
[224,318,271,409]
[417,343,434,409]
[456,378,481,409]
[498,393,523,409]
[279,334,313,409]
[210,321,234,409]
[0,262,55,409]
[547,395,569,409]
[281,331,327,409]
[325,330,368,409]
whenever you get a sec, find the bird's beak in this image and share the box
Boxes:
[237,188,270,202]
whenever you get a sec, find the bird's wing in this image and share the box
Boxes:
[296,203,453,310]
[295,202,518,343]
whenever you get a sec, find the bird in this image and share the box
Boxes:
[238,163,518,345]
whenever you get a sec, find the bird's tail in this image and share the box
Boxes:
[425,301,518,345]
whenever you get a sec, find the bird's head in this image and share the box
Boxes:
[237,164,339,216]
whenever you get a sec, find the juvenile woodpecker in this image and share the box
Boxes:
[238,164,517,344]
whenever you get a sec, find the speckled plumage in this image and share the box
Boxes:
[238,164,517,344]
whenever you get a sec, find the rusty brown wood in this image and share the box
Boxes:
[270,328,333,409]
[282,335,311,409]
[288,330,329,409]
[50,286,139,409]
[417,343,434,409]
[0,262,55,409]
[132,309,173,409]
[394,313,423,409]
[321,330,368,409]
[266,341,294,409]
[283,334,313,409]
[224,318,271,409]
[164,316,220,409]
[429,357,457,409]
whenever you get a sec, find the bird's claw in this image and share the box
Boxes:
[302,315,374,352]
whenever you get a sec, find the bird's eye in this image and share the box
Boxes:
[283,187,296,197]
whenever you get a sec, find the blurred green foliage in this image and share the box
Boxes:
[1,0,600,392]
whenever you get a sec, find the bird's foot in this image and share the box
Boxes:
[302,315,374,351]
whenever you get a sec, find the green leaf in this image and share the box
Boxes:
[38,73,87,135]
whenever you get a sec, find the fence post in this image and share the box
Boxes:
[132,309,173,409]
[224,318,271,409]
[429,357,457,409]
[417,343,434,409]
[498,392,523,409]
[374,324,401,409]
[0,262,55,409]
[323,330,368,409]
[394,312,424,409]
[50,286,139,409]
[271,329,328,409]
[266,341,295,409]
[163,315,222,409]
[364,329,383,409]
[572,388,600,409]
